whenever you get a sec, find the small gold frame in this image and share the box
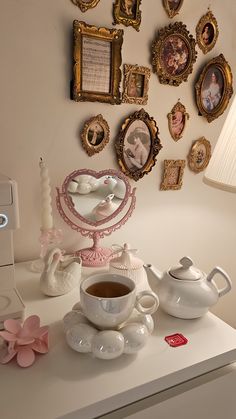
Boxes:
[188,137,211,173]
[81,114,110,157]
[163,0,184,19]
[167,101,189,142]
[152,22,197,87]
[122,64,151,105]
[196,10,219,55]
[160,160,185,190]
[113,0,142,32]
[195,54,233,123]
[71,0,101,12]
[115,108,162,181]
[72,21,123,104]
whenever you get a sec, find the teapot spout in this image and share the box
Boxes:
[143,264,163,292]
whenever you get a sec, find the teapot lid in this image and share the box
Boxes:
[110,243,143,270]
[169,257,202,281]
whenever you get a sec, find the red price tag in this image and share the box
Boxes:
[165,333,188,347]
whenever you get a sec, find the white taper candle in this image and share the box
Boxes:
[39,158,53,230]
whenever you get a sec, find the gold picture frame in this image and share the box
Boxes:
[163,0,184,18]
[113,0,142,32]
[81,114,110,156]
[122,64,151,105]
[71,0,101,12]
[72,21,123,104]
[160,160,185,190]
[152,22,197,86]
[196,10,219,55]
[195,54,233,123]
[167,101,189,142]
[188,137,211,173]
[115,108,162,181]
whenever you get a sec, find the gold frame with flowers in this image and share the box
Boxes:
[122,64,151,105]
[71,0,101,12]
[81,114,110,157]
[167,101,189,142]
[188,137,211,173]
[163,0,184,19]
[113,0,142,32]
[196,10,219,55]
[160,159,185,190]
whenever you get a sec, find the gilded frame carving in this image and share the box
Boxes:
[160,160,185,190]
[81,114,110,157]
[163,0,184,19]
[115,108,162,181]
[72,21,123,104]
[188,137,211,173]
[152,22,197,86]
[113,0,142,32]
[71,0,101,12]
[195,54,233,123]
[122,64,151,105]
[167,101,189,142]
[196,10,219,54]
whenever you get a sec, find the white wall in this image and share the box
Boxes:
[1,0,236,326]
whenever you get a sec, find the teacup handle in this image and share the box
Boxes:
[135,290,159,315]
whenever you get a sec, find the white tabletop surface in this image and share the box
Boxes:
[1,261,236,419]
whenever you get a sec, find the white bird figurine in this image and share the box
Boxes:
[104,176,126,199]
[40,248,82,296]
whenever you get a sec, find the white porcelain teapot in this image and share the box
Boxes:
[144,256,232,319]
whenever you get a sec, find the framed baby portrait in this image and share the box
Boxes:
[71,0,101,12]
[196,10,219,55]
[81,114,110,156]
[167,101,189,141]
[115,108,162,181]
[195,54,233,123]
[160,160,185,190]
[113,0,142,32]
[163,0,184,19]
[72,21,123,104]
[188,137,211,173]
[152,22,197,86]
[122,64,151,105]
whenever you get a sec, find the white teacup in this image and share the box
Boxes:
[80,273,159,329]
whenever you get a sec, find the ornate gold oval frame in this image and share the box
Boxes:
[195,54,233,123]
[163,0,184,18]
[122,64,151,105]
[188,137,211,173]
[113,0,142,32]
[115,108,162,181]
[73,21,123,104]
[81,114,110,156]
[152,22,197,87]
[160,160,185,190]
[71,0,101,12]
[167,101,189,142]
[196,11,219,54]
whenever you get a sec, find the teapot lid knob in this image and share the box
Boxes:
[180,256,194,269]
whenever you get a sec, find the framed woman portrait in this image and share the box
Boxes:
[196,11,219,54]
[115,108,162,181]
[72,21,123,104]
[167,101,189,141]
[160,160,185,190]
[195,54,233,123]
[152,22,197,86]
[71,0,101,12]
[113,0,142,32]
[163,0,184,18]
[188,137,211,173]
[122,64,151,105]
[81,114,110,156]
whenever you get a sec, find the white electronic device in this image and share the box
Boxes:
[0,173,25,329]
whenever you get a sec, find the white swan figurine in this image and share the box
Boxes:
[104,176,126,199]
[40,248,82,296]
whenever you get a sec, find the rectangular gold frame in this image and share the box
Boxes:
[160,159,185,190]
[73,21,123,104]
[113,0,142,32]
[122,64,151,105]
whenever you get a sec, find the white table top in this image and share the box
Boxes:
[1,261,236,419]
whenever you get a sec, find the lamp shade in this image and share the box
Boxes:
[204,94,236,192]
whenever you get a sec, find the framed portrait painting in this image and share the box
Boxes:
[160,160,185,190]
[188,137,211,173]
[195,54,233,123]
[115,108,162,181]
[163,0,184,18]
[81,114,110,156]
[167,101,189,141]
[122,64,151,105]
[196,11,219,54]
[113,0,142,32]
[152,22,197,86]
[71,0,101,12]
[72,21,123,104]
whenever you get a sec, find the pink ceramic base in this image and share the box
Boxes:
[74,246,113,267]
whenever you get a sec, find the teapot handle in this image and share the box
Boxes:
[206,267,232,297]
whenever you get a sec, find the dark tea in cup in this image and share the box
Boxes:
[85,281,131,298]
